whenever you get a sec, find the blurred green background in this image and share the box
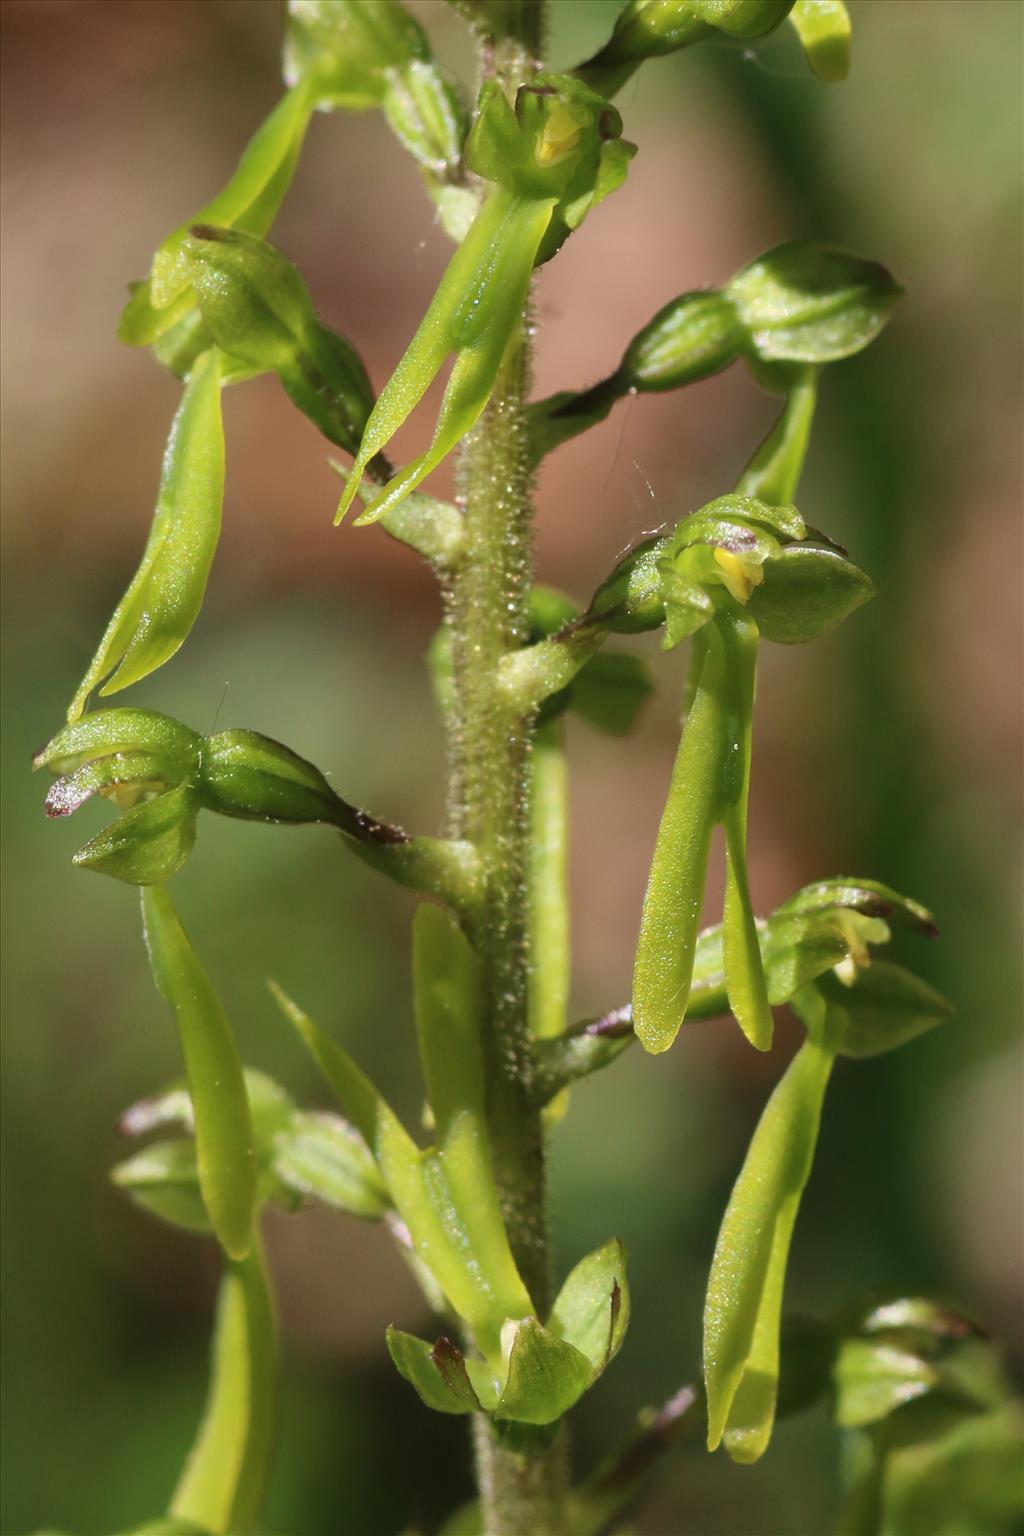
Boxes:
[2,2,1021,1532]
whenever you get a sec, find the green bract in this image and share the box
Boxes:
[335,74,633,526]
[68,350,225,722]
[388,1237,629,1424]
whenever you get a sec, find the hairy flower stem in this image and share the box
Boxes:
[445,14,568,1533]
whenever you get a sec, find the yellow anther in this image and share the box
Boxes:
[536,104,585,166]
[713,547,764,604]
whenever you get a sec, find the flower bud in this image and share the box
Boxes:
[74,782,200,885]
[622,291,743,392]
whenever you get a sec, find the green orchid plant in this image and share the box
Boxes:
[35,3,1022,1535]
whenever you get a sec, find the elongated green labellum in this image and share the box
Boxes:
[151,83,316,312]
[170,1237,276,1534]
[703,988,844,1462]
[141,886,256,1260]
[119,82,317,349]
[789,0,851,81]
[69,349,225,722]
[632,627,729,1053]
[337,186,555,524]
[719,614,774,1051]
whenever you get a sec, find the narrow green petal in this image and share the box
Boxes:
[632,627,728,1053]
[70,350,225,721]
[704,991,844,1457]
[720,615,774,1051]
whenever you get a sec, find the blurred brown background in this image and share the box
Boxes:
[2,2,1022,1533]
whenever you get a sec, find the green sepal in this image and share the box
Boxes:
[272,1109,389,1219]
[68,349,225,721]
[184,226,313,369]
[72,783,200,886]
[141,886,257,1260]
[548,1238,630,1375]
[727,242,903,365]
[185,226,374,455]
[835,1340,947,1430]
[833,1297,1009,1431]
[744,540,874,643]
[111,1140,212,1235]
[703,988,844,1463]
[788,0,851,82]
[114,1070,303,1232]
[779,876,938,935]
[818,962,951,1059]
[35,708,202,779]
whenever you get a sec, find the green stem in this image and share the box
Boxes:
[446,13,568,1533]
[170,1230,277,1534]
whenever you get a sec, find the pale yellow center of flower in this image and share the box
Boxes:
[713,547,764,604]
[536,105,585,166]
